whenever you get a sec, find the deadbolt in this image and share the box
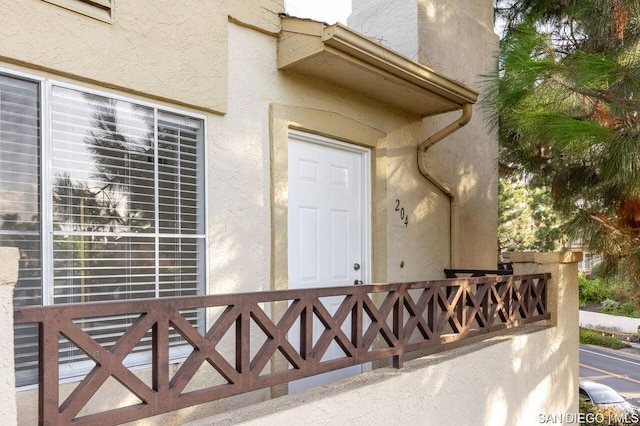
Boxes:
[354,263,361,271]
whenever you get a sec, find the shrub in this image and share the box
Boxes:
[579,277,616,305]
[579,399,602,426]
[579,329,630,349]
[621,303,640,318]
[579,400,640,426]
[601,298,621,314]
[578,274,640,318]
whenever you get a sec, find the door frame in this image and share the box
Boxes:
[287,129,372,288]
[268,106,386,397]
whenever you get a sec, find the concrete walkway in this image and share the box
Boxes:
[579,310,640,334]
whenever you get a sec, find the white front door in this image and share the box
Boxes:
[287,130,371,393]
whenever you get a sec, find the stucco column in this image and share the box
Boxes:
[508,251,582,415]
[0,247,19,426]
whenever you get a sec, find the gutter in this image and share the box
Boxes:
[417,103,473,268]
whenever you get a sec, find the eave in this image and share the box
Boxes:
[278,17,478,117]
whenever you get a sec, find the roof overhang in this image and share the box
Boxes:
[278,17,478,117]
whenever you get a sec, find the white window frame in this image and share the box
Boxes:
[46,80,209,306]
[42,0,112,22]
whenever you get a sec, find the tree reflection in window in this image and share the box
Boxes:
[0,78,205,386]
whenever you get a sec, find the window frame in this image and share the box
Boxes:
[42,0,113,23]
[46,79,209,307]
[1,68,210,386]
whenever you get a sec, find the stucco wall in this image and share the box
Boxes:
[4,1,511,424]
[580,310,640,334]
[186,328,573,426]
[350,0,499,269]
[10,12,449,424]
[0,0,244,113]
[0,248,18,426]
[0,1,496,310]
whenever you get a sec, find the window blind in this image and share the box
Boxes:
[1,75,206,387]
[0,75,42,386]
[50,86,205,380]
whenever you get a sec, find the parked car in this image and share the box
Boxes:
[579,380,639,414]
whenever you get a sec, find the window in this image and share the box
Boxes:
[0,73,206,386]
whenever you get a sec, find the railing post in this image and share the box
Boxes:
[0,247,19,426]
[392,286,404,369]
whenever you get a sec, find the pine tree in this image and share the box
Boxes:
[486,0,640,285]
[498,177,564,255]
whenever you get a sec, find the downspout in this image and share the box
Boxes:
[417,103,473,269]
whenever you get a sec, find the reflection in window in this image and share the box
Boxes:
[0,74,206,386]
[0,75,42,384]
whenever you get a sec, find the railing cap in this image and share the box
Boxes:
[507,251,583,265]
[0,247,19,287]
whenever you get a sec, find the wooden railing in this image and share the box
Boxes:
[444,263,514,278]
[13,274,551,425]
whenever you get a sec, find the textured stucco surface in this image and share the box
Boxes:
[0,248,19,426]
[186,329,574,426]
[0,0,232,112]
[351,0,499,269]
[0,247,19,287]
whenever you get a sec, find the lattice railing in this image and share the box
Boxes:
[13,274,551,425]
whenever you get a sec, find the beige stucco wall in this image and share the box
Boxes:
[4,0,512,424]
[0,248,19,426]
[187,328,573,426]
[0,0,280,113]
[350,0,499,269]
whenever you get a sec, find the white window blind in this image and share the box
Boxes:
[0,75,42,384]
[1,74,206,387]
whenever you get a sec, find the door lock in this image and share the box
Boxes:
[353,263,361,271]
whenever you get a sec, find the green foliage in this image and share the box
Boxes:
[487,0,640,286]
[622,303,639,317]
[499,178,535,252]
[599,298,640,318]
[579,399,639,426]
[578,274,640,316]
[579,329,630,349]
[579,276,617,305]
[579,399,599,424]
[498,177,564,254]
[601,298,621,313]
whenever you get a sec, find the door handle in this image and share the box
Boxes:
[354,280,363,285]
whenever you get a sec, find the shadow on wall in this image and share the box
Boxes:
[411,330,574,425]
[384,123,452,280]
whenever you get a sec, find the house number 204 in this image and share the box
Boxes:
[395,199,409,227]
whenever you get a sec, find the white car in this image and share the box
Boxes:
[579,380,639,414]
